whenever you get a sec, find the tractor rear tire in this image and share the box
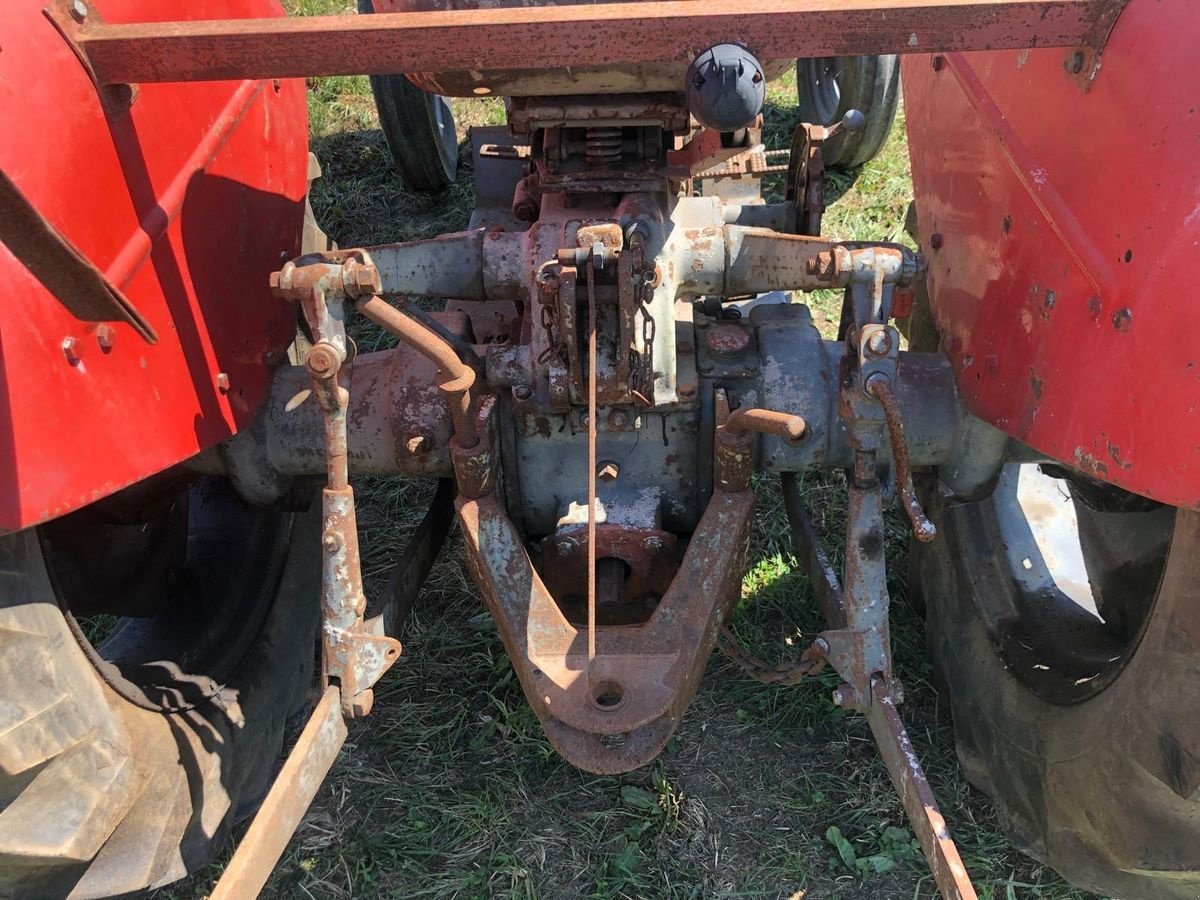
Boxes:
[359,0,459,191]
[796,55,899,169]
[914,468,1200,898]
[0,480,319,899]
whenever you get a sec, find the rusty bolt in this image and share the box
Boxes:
[513,384,533,401]
[556,537,577,558]
[69,0,88,22]
[677,341,694,357]
[345,261,381,297]
[1067,50,1085,75]
[404,433,432,455]
[608,409,629,430]
[61,337,82,366]
[929,233,944,250]
[269,270,282,291]
[597,461,620,482]
[809,251,836,280]
[679,384,697,399]
[831,683,858,709]
[322,531,343,553]
[306,343,341,379]
[865,329,892,357]
[642,536,665,556]
[216,372,231,394]
[95,324,116,353]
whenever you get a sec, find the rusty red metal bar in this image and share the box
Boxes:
[209,686,348,900]
[865,677,978,900]
[72,0,1127,85]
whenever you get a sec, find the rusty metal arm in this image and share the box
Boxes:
[68,0,1127,85]
[724,408,805,441]
[210,686,347,900]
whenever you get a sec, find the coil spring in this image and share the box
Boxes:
[585,127,622,168]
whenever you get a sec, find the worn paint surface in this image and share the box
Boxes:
[0,0,308,531]
[904,0,1200,507]
[457,488,753,775]
[76,0,1127,84]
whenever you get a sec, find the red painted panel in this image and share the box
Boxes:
[0,0,308,530]
[903,0,1200,508]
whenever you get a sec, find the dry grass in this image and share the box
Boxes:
[154,5,1107,899]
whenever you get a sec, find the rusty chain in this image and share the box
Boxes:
[717,624,827,686]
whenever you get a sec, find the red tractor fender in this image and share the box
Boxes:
[0,0,308,532]
[903,0,1200,509]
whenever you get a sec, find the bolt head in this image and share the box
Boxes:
[216,372,231,393]
[69,0,88,22]
[865,329,892,357]
[95,324,116,352]
[929,233,945,250]
[322,531,343,553]
[556,537,576,558]
[831,682,858,709]
[597,461,620,482]
[61,336,82,366]
[306,343,340,378]
[642,536,665,556]
[513,384,533,401]
[608,409,629,429]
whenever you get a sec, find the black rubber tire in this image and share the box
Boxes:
[796,56,899,169]
[0,486,319,899]
[914,487,1200,898]
[359,0,459,191]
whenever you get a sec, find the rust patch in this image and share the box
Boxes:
[1029,367,1044,401]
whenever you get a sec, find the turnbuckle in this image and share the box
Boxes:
[272,255,402,719]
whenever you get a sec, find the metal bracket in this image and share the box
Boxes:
[42,0,138,118]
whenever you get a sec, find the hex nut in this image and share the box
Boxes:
[69,0,88,22]
[513,384,533,401]
[216,372,231,394]
[556,537,577,558]
[597,461,620,482]
[642,536,665,556]
[347,262,382,296]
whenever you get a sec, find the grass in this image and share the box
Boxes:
[154,5,1108,899]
